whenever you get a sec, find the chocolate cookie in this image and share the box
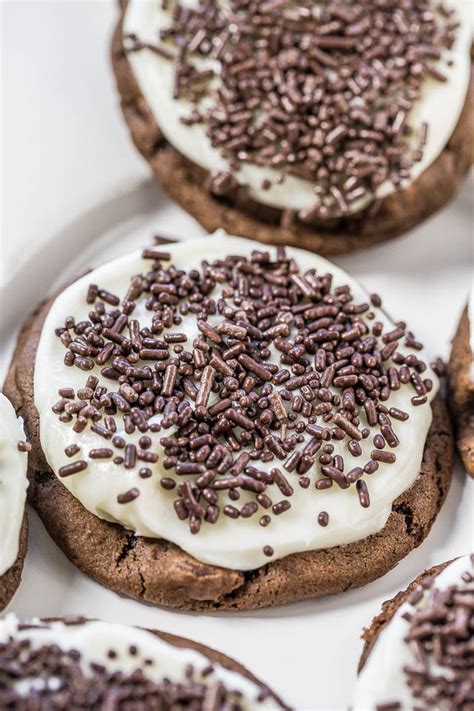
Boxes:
[4,237,454,611]
[448,304,474,476]
[0,516,27,612]
[111,0,473,256]
[353,554,473,710]
[0,615,289,708]
[0,393,29,610]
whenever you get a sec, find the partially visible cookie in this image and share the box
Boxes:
[353,554,473,710]
[448,298,474,476]
[0,393,29,610]
[0,615,289,708]
[112,0,473,255]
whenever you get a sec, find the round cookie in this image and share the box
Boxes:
[111,0,473,256]
[0,394,29,610]
[4,234,454,611]
[353,554,473,710]
[0,615,289,708]
[448,298,474,476]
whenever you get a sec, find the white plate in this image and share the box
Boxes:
[1,178,473,711]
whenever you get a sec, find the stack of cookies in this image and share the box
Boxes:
[2,0,472,707]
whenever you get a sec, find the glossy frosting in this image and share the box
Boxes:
[34,234,438,570]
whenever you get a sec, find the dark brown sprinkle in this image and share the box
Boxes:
[356,479,370,508]
[315,477,333,490]
[272,500,291,515]
[332,412,362,441]
[124,444,137,469]
[240,501,258,518]
[371,449,396,464]
[364,460,379,475]
[389,407,409,421]
[346,466,364,484]
[89,448,113,459]
[139,435,152,449]
[17,440,31,452]
[58,387,75,398]
[58,460,88,478]
[348,440,362,457]
[318,511,329,527]
[117,488,140,504]
[271,467,294,497]
[64,444,80,457]
[142,248,171,261]
[90,423,113,440]
[223,504,240,519]
[373,434,385,449]
[411,393,428,406]
[263,545,274,557]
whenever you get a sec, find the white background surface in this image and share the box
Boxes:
[1,2,473,710]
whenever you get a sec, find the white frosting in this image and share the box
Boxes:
[0,615,276,707]
[352,554,473,710]
[0,394,28,577]
[123,0,472,215]
[35,234,439,571]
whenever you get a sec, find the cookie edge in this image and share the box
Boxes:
[448,305,474,476]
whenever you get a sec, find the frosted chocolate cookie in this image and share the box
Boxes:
[112,0,473,256]
[4,234,453,610]
[448,292,474,476]
[0,394,29,611]
[353,554,474,710]
[0,615,288,708]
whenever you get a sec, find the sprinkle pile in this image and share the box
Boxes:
[379,557,474,711]
[52,243,434,544]
[126,0,459,219]
[0,621,268,709]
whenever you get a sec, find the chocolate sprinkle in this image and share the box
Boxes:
[117,488,140,504]
[17,440,31,453]
[318,511,329,527]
